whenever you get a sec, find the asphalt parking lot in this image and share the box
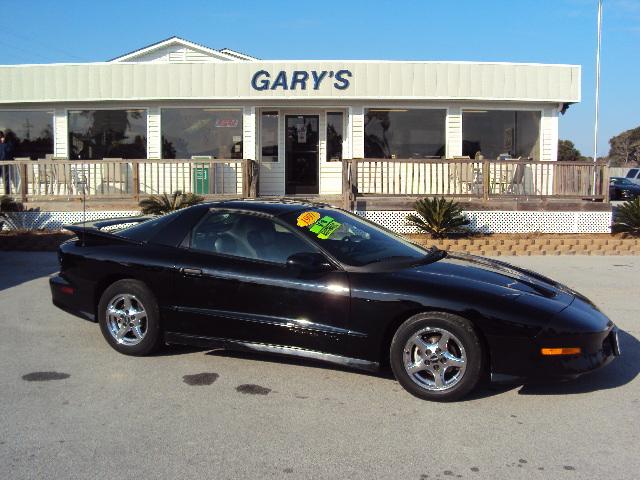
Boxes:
[1,252,638,480]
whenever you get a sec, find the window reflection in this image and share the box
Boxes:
[462,110,541,160]
[260,111,278,162]
[326,112,343,161]
[68,110,147,159]
[0,110,53,159]
[162,108,243,159]
[364,109,446,159]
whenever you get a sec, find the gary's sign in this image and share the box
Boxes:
[251,69,352,91]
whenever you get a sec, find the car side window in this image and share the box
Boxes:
[190,211,319,264]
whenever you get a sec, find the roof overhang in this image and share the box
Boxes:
[0,60,581,104]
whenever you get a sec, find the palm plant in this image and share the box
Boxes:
[612,197,640,236]
[406,197,470,238]
[138,191,204,215]
[0,195,50,231]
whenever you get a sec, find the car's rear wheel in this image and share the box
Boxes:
[390,312,484,401]
[98,280,162,356]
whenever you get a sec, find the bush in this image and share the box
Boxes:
[138,191,204,215]
[406,197,470,238]
[0,196,44,231]
[612,197,640,236]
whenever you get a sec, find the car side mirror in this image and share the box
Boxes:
[286,252,333,272]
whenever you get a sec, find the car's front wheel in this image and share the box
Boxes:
[390,312,484,401]
[98,279,162,356]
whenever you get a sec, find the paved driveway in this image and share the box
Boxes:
[1,252,638,480]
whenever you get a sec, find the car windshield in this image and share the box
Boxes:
[281,208,432,267]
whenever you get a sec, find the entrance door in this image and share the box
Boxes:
[285,115,319,194]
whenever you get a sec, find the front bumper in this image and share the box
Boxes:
[489,296,620,382]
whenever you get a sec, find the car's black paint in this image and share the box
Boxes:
[50,200,618,383]
[609,176,640,200]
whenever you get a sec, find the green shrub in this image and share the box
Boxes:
[0,196,51,231]
[406,197,470,238]
[612,197,640,236]
[138,191,204,215]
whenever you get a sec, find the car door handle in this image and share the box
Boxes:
[181,268,202,277]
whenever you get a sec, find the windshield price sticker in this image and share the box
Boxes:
[297,212,342,239]
[297,211,321,227]
[309,215,342,240]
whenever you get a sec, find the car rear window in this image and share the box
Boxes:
[117,207,207,246]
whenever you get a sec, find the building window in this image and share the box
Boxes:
[162,108,243,159]
[462,110,541,160]
[0,110,53,160]
[68,109,147,160]
[364,109,446,159]
[260,111,278,162]
[326,112,343,161]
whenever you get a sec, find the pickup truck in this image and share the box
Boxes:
[625,168,640,185]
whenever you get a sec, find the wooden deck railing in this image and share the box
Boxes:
[0,158,258,201]
[342,158,609,209]
[0,157,608,209]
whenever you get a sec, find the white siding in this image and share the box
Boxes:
[0,62,581,104]
[53,108,67,157]
[242,106,256,160]
[258,111,285,196]
[541,106,559,161]
[121,45,228,63]
[351,106,365,158]
[446,107,462,157]
[319,111,343,195]
[147,106,161,159]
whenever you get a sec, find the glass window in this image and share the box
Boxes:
[462,110,541,160]
[260,111,278,162]
[0,110,53,159]
[68,109,147,160]
[364,109,446,159]
[326,112,343,161]
[162,108,243,159]
[190,211,318,264]
[282,208,429,267]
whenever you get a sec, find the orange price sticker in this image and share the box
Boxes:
[297,211,321,227]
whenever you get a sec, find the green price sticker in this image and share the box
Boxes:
[309,216,341,239]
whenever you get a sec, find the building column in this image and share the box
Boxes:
[243,106,256,160]
[53,108,68,158]
[446,106,463,158]
[350,106,364,158]
[147,107,161,159]
[541,106,559,161]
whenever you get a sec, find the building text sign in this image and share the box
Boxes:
[251,69,352,91]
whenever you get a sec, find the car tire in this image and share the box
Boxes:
[98,279,163,356]
[390,312,484,402]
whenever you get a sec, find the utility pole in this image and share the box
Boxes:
[593,0,603,163]
[592,0,603,197]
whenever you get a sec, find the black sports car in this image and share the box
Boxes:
[50,200,620,401]
[609,176,640,201]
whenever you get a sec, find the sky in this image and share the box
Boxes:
[1,0,638,156]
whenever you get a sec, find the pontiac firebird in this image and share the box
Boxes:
[50,200,620,401]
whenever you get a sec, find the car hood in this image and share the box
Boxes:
[404,252,578,304]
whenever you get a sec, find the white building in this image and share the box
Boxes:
[0,36,580,197]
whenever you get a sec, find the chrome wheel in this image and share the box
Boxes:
[402,327,467,391]
[105,294,148,346]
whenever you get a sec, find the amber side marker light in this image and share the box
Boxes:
[541,347,582,356]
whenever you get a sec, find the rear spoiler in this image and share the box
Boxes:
[63,216,154,246]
